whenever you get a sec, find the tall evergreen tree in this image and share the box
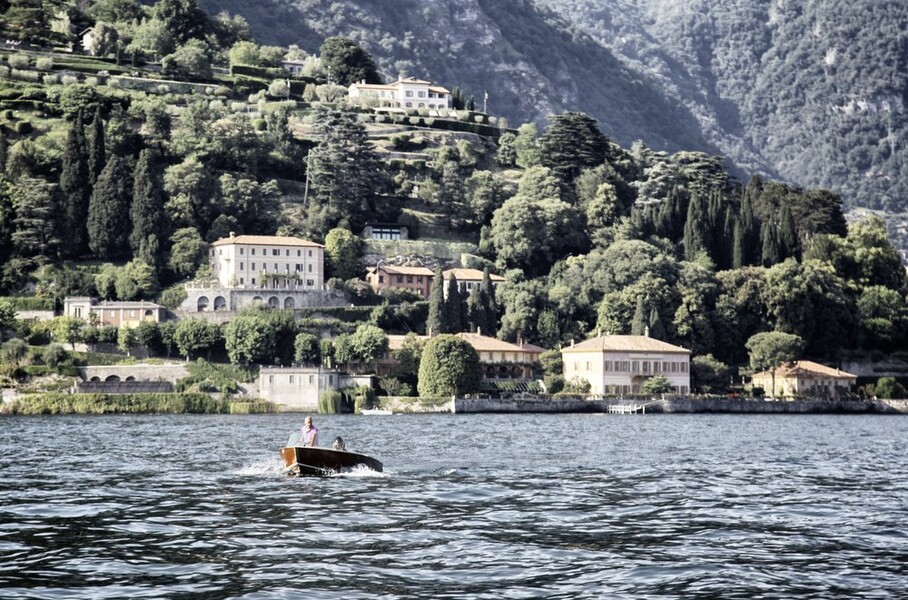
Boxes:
[480,267,498,335]
[539,112,608,200]
[648,307,666,340]
[0,129,7,174]
[11,177,61,260]
[59,112,91,257]
[88,108,106,186]
[426,267,446,336]
[129,149,165,261]
[88,155,132,259]
[444,274,465,333]
[740,189,758,265]
[761,220,780,266]
[719,206,735,269]
[778,204,799,260]
[732,218,746,269]
[466,285,484,334]
[631,296,647,335]
[683,192,709,260]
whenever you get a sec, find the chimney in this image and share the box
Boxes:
[598,327,602,338]
[644,326,650,337]
[477,326,481,336]
[229,231,236,238]
[570,339,575,348]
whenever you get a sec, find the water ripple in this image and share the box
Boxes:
[1,414,907,598]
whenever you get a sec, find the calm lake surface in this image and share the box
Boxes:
[1,413,906,599]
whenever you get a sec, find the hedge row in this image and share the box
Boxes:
[0,296,54,310]
[296,306,375,322]
[0,392,277,415]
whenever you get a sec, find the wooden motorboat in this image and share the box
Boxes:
[280,446,383,477]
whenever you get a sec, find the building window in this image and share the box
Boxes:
[289,376,294,383]
[378,275,384,283]
[251,248,256,255]
[252,278,256,285]
[240,248,244,255]
[297,250,301,257]
[308,250,312,257]
[405,102,412,107]
[307,279,314,286]
[586,361,590,371]
[109,309,115,317]
[286,249,290,256]
[308,264,312,272]
[240,278,244,284]
[604,360,611,372]
[407,276,413,283]
[251,263,256,270]
[405,90,413,97]
[272,249,279,256]
[269,375,274,383]
[418,91,426,98]
[632,361,639,373]
[296,264,302,272]
[417,276,423,283]
[240,263,244,270]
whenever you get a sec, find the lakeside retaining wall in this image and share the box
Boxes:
[453,396,908,414]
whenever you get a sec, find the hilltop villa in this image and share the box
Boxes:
[63,297,166,328]
[442,268,505,297]
[348,76,451,109]
[561,334,691,395]
[366,264,435,298]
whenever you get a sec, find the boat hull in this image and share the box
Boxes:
[280,446,383,477]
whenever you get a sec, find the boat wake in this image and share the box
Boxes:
[235,458,286,477]
[330,465,389,479]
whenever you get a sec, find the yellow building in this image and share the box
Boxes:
[561,334,691,395]
[751,361,857,399]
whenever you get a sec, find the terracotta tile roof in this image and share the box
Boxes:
[443,268,505,282]
[753,360,857,380]
[562,335,690,354]
[94,300,165,310]
[387,334,426,351]
[428,86,450,94]
[211,235,323,248]
[399,77,431,84]
[370,265,435,277]
[455,332,545,355]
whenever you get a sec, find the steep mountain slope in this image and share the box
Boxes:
[202,0,908,214]
[201,0,711,153]
[540,0,908,212]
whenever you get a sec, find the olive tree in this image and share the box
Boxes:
[417,334,481,397]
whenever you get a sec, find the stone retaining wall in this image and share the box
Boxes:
[453,396,908,414]
[78,364,189,383]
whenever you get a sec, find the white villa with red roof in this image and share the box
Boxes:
[348,76,451,109]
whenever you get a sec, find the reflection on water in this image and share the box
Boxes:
[1,413,907,598]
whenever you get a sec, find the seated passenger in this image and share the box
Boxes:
[332,436,345,451]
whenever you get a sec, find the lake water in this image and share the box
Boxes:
[1,414,906,599]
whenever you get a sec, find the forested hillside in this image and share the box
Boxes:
[203,0,908,229]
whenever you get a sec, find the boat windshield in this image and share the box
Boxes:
[286,432,302,446]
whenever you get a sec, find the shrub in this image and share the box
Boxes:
[43,344,68,368]
[14,120,32,134]
[11,69,40,82]
[0,393,231,415]
[61,75,79,86]
[408,116,422,126]
[42,74,58,85]
[252,118,266,131]
[875,377,907,399]
[8,54,29,68]
[318,390,343,414]
[35,57,53,71]
[0,66,10,78]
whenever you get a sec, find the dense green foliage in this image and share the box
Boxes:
[417,334,481,397]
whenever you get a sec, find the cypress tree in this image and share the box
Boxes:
[480,267,498,335]
[732,218,745,269]
[648,307,666,340]
[466,285,483,334]
[130,149,165,259]
[426,267,445,336]
[631,296,647,335]
[683,192,709,260]
[88,155,132,259]
[0,129,7,173]
[779,204,799,260]
[719,206,735,270]
[761,220,780,267]
[740,192,758,265]
[88,108,106,186]
[59,112,91,257]
[444,273,465,333]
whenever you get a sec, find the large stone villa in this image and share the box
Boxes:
[561,334,692,395]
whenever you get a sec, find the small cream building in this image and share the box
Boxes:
[751,361,857,399]
[561,334,691,395]
[64,297,166,328]
[210,233,324,290]
[442,268,505,297]
[258,367,373,411]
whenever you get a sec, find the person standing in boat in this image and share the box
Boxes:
[300,416,319,447]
